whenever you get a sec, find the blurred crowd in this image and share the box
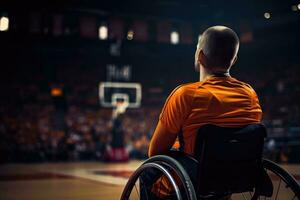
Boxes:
[1,64,300,163]
[240,64,300,163]
[0,102,158,162]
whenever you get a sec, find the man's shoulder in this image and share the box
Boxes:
[175,82,202,90]
[229,77,257,92]
[162,83,197,106]
[171,82,202,96]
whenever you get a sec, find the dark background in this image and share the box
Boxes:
[0,0,300,163]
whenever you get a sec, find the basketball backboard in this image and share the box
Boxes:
[99,82,142,108]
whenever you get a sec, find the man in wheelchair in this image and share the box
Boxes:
[121,26,300,200]
[147,26,263,199]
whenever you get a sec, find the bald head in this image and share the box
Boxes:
[196,26,239,71]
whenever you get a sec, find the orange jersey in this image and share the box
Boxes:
[150,75,262,197]
[158,75,262,155]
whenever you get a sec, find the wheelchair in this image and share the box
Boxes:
[121,124,300,200]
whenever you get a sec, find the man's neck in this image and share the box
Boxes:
[199,67,214,81]
[199,67,230,81]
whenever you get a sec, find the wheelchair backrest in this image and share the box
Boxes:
[194,123,267,196]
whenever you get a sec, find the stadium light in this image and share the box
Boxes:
[127,30,134,40]
[264,12,271,19]
[98,25,108,40]
[170,31,179,45]
[0,16,9,31]
[292,5,298,11]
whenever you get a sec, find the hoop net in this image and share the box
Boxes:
[113,101,129,115]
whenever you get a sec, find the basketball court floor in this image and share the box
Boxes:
[0,161,300,200]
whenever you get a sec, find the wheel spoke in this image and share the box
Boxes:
[274,178,282,200]
[134,183,139,199]
[242,193,248,200]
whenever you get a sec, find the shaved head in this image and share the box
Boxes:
[195,26,239,72]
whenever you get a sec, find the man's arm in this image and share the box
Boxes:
[148,121,177,157]
[148,85,194,157]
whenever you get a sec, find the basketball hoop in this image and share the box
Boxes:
[98,81,141,118]
[114,101,129,114]
[98,82,142,108]
[112,101,129,119]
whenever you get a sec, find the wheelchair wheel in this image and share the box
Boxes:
[120,162,181,200]
[231,159,300,200]
[262,159,300,199]
[120,155,197,200]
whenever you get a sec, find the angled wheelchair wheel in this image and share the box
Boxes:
[231,159,300,200]
[120,162,181,200]
[120,155,197,200]
[261,159,300,200]
[143,155,197,200]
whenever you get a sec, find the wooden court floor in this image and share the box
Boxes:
[0,161,141,200]
[0,161,300,200]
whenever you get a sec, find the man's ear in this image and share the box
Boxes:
[199,50,209,69]
[231,56,238,66]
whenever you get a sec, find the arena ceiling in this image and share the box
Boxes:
[1,0,299,23]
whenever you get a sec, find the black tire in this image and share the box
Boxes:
[143,155,197,200]
[120,155,197,200]
[120,162,182,200]
[262,159,300,199]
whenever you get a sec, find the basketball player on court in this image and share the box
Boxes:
[148,26,262,198]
